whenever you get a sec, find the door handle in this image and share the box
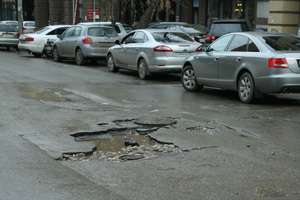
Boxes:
[236,57,242,62]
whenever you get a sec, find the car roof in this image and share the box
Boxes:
[78,22,122,25]
[136,29,186,33]
[230,31,296,37]
[213,19,249,22]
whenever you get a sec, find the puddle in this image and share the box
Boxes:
[61,117,179,162]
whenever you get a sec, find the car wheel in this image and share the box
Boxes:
[75,49,86,65]
[7,46,17,52]
[32,52,43,57]
[107,54,119,72]
[138,59,149,80]
[53,46,61,62]
[43,49,53,58]
[181,65,202,92]
[238,72,255,103]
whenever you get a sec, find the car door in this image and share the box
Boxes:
[60,26,82,58]
[126,31,148,70]
[195,35,233,86]
[57,27,75,57]
[217,35,248,87]
[114,32,135,68]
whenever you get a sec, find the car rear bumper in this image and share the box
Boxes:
[255,74,300,94]
[0,38,18,47]
[18,43,44,53]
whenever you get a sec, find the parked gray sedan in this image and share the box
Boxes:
[181,32,300,103]
[107,29,202,79]
[52,24,119,65]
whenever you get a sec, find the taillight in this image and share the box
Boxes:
[196,45,202,52]
[16,33,20,38]
[268,58,288,68]
[205,35,216,41]
[23,27,28,30]
[153,45,173,52]
[82,37,93,44]
[25,37,34,41]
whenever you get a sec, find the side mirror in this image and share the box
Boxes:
[115,40,120,45]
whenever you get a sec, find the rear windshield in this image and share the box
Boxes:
[24,22,35,27]
[151,32,194,43]
[0,24,17,32]
[88,27,118,37]
[262,36,300,51]
[211,22,250,36]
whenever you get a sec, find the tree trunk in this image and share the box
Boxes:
[133,0,160,29]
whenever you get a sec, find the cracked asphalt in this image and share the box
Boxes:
[0,49,299,199]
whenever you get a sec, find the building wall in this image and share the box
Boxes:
[268,0,299,34]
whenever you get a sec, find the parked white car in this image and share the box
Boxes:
[18,25,70,57]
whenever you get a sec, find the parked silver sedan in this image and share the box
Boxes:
[106,29,202,79]
[181,32,300,103]
[52,24,119,65]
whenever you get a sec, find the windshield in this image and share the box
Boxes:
[88,27,118,37]
[262,36,300,51]
[0,24,17,32]
[211,22,250,36]
[151,32,194,43]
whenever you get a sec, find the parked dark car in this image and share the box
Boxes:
[205,20,252,44]
[181,32,300,103]
[167,24,208,43]
[0,24,19,51]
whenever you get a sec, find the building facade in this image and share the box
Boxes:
[1,0,299,35]
[0,0,34,21]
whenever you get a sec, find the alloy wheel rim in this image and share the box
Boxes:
[239,77,251,100]
[139,61,146,78]
[183,69,196,89]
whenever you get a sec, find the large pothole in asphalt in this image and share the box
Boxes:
[60,117,179,162]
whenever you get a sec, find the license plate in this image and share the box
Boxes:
[174,52,193,57]
[3,34,14,38]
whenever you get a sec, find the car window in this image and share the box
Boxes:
[132,32,148,43]
[73,27,82,36]
[63,27,75,37]
[211,22,250,37]
[88,27,118,37]
[47,27,69,35]
[227,35,248,52]
[207,35,233,52]
[262,36,300,51]
[122,32,135,44]
[248,40,260,52]
[114,25,121,33]
[152,32,194,43]
[0,24,17,32]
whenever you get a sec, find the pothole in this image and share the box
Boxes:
[60,117,179,162]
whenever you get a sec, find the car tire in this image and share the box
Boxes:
[7,46,17,52]
[53,46,61,62]
[44,49,53,58]
[238,72,255,103]
[75,49,86,65]
[138,59,149,80]
[107,54,119,72]
[181,65,202,92]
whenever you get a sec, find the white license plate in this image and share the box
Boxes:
[174,52,193,57]
[3,34,14,38]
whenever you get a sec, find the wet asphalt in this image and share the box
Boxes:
[0,49,299,199]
